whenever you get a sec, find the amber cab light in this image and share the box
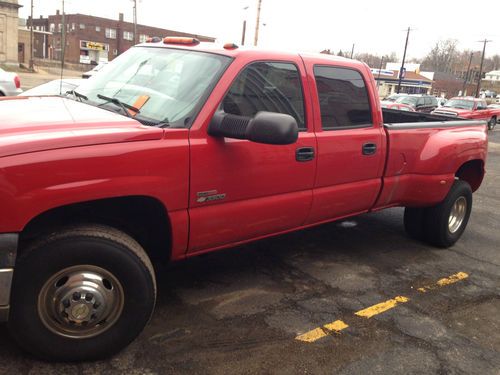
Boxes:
[223,43,239,50]
[163,37,200,45]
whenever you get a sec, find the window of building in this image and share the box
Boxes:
[123,31,134,41]
[57,23,62,32]
[50,23,55,32]
[106,28,117,39]
[71,23,76,31]
[222,62,306,130]
[313,66,372,129]
[139,34,148,43]
[79,23,85,30]
[96,26,101,32]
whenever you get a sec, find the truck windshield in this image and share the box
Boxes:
[443,99,474,110]
[75,47,231,127]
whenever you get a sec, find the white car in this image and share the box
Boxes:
[20,78,82,96]
[0,68,23,96]
[82,62,108,79]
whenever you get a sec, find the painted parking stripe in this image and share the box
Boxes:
[417,272,469,293]
[294,271,469,343]
[296,320,349,343]
[354,296,409,319]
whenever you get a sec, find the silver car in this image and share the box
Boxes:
[0,68,23,96]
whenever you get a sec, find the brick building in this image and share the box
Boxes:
[28,12,215,65]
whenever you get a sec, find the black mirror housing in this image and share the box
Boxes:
[208,111,299,145]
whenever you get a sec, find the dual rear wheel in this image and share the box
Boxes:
[404,180,472,247]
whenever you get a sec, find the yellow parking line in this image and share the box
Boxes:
[354,296,409,319]
[296,320,349,343]
[295,272,469,344]
[417,272,469,293]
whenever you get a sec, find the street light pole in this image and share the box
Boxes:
[29,0,34,71]
[396,27,411,94]
[132,0,138,44]
[475,39,492,98]
[254,0,262,46]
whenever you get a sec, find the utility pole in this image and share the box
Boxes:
[29,0,34,71]
[462,52,473,96]
[59,0,66,94]
[241,20,247,45]
[475,39,492,98]
[132,0,138,44]
[396,27,411,94]
[254,0,262,46]
[377,56,385,88]
[350,43,355,59]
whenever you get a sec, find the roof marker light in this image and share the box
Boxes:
[163,37,200,45]
[146,37,162,43]
[223,43,239,50]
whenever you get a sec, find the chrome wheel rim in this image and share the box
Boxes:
[448,196,467,234]
[38,265,124,339]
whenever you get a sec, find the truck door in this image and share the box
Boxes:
[188,58,316,253]
[303,62,386,224]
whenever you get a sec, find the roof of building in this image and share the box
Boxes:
[486,70,500,75]
[373,70,432,82]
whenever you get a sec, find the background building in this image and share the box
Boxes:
[0,0,21,65]
[28,12,215,65]
[372,64,432,98]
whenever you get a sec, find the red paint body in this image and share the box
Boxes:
[0,45,488,262]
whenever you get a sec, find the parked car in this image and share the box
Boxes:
[82,62,108,79]
[432,97,500,130]
[0,68,22,96]
[394,94,439,113]
[20,79,82,96]
[380,101,415,111]
[0,38,488,361]
[435,97,447,107]
[383,93,408,102]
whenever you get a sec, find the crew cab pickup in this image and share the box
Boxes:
[0,38,488,361]
[432,96,500,130]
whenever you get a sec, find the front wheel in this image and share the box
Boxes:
[8,225,156,361]
[423,180,472,248]
[488,116,497,130]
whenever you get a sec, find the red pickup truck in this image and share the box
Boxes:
[0,38,488,361]
[432,97,500,130]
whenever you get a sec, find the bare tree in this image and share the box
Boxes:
[420,39,459,72]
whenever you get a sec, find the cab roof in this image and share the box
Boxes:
[135,40,366,69]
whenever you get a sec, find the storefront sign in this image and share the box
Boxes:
[80,40,109,51]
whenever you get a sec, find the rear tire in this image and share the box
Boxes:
[8,225,156,361]
[488,116,497,131]
[423,180,472,248]
[404,207,426,241]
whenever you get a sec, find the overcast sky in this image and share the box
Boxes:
[20,0,500,60]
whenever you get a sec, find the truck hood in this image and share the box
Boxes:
[0,96,164,158]
[433,108,472,117]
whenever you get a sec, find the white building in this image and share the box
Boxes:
[0,0,21,65]
[484,70,500,81]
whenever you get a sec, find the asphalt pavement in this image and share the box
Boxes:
[0,129,499,374]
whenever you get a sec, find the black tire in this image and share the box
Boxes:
[8,225,156,361]
[404,207,427,241]
[423,180,472,248]
[488,116,497,131]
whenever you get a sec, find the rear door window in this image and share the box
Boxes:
[313,66,372,129]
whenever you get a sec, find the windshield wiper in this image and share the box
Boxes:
[97,94,140,118]
[67,90,88,102]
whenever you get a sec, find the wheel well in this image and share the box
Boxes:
[19,196,172,266]
[456,160,484,192]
